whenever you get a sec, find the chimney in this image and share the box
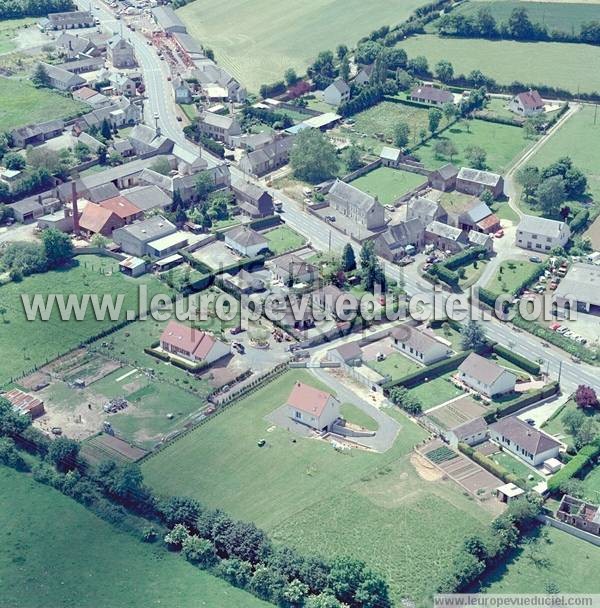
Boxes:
[71,182,80,235]
[38,194,42,205]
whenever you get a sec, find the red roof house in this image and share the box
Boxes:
[78,204,124,237]
[100,195,143,224]
[509,90,544,116]
[286,382,340,431]
[159,320,229,365]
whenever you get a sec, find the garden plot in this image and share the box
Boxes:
[428,395,489,430]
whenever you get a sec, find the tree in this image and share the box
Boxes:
[355,40,383,65]
[418,127,427,143]
[48,436,80,472]
[4,152,26,171]
[407,55,428,75]
[461,319,485,350]
[541,157,587,199]
[0,396,31,436]
[428,108,443,135]
[41,228,73,268]
[393,121,410,148]
[389,386,422,415]
[282,579,310,607]
[562,409,586,437]
[336,44,348,60]
[182,536,217,567]
[305,594,343,608]
[207,191,231,221]
[575,385,599,410]
[341,243,356,272]
[108,151,123,166]
[32,62,50,87]
[100,118,112,141]
[217,558,253,587]
[507,7,536,40]
[536,176,566,216]
[290,129,339,184]
[164,523,189,550]
[477,6,498,37]
[359,240,385,292]
[149,157,172,176]
[342,145,361,171]
[434,139,457,161]
[284,68,298,87]
[106,462,145,500]
[73,141,91,162]
[435,60,454,83]
[97,145,108,165]
[442,102,457,125]
[516,166,540,202]
[466,145,487,170]
[339,55,350,82]
[90,234,108,249]
[0,301,6,323]
[480,189,494,205]
[195,170,215,199]
[0,241,47,276]
[575,418,599,449]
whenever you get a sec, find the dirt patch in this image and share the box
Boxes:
[411,451,443,482]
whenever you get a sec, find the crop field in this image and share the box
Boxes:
[350,167,427,205]
[478,526,600,594]
[0,466,268,608]
[177,0,429,92]
[398,34,600,93]
[262,225,306,254]
[0,77,86,131]
[142,369,493,604]
[0,255,166,382]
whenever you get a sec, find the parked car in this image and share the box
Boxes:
[325,215,336,222]
[529,256,543,263]
[525,418,535,426]
[229,326,244,335]
[494,229,504,238]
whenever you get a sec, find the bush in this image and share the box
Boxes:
[569,209,589,234]
[492,344,541,375]
[547,438,600,493]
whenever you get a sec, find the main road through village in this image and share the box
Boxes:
[88,0,596,396]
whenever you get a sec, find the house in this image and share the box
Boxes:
[286,381,340,432]
[516,215,570,252]
[456,167,504,199]
[107,72,136,97]
[428,163,458,192]
[489,416,560,466]
[55,55,104,74]
[379,146,403,168]
[173,77,193,104]
[231,180,274,218]
[9,195,61,223]
[556,495,600,537]
[107,35,136,69]
[3,388,45,418]
[72,86,111,109]
[425,221,469,253]
[42,10,95,30]
[78,204,123,237]
[112,215,177,256]
[120,185,172,212]
[222,269,266,294]
[554,262,600,314]
[270,253,318,285]
[509,90,544,117]
[311,284,347,315]
[224,225,268,257]
[193,61,246,102]
[354,64,374,86]
[76,97,141,130]
[99,195,143,224]
[447,417,488,448]
[128,125,174,158]
[10,119,64,149]
[238,135,294,177]
[391,324,452,365]
[327,180,386,230]
[373,219,425,261]
[86,183,120,203]
[159,320,229,365]
[327,341,363,366]
[151,6,187,34]
[40,62,85,91]
[457,353,516,398]
[323,78,350,106]
[468,230,493,252]
[406,197,446,225]
[55,32,98,59]
[196,112,241,145]
[111,139,135,158]
[410,85,454,106]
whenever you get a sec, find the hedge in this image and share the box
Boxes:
[483,382,560,423]
[547,438,600,493]
[492,344,541,376]
[460,444,526,488]
[143,347,210,373]
[429,264,459,289]
[444,246,488,271]
[569,209,590,234]
[249,215,281,231]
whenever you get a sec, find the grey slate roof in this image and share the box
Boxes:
[118,215,176,242]
[458,167,502,187]
[426,220,464,241]
[458,353,509,385]
[451,417,488,439]
[121,185,171,211]
[411,85,453,104]
[226,225,267,247]
[490,416,561,455]
[328,179,377,213]
[391,324,444,356]
[518,214,567,238]
[86,183,120,203]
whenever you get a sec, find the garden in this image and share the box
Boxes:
[262,225,306,255]
[485,259,542,298]
[349,166,426,205]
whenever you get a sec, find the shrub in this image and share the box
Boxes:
[492,344,541,375]
[547,438,600,493]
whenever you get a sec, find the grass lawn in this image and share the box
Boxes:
[340,402,378,431]
[542,399,600,447]
[178,0,430,92]
[366,351,422,381]
[0,77,86,131]
[413,118,531,172]
[582,465,600,504]
[489,450,543,488]
[410,372,465,411]
[349,167,426,205]
[478,526,600,593]
[0,18,36,54]
[485,259,541,297]
[458,259,489,290]
[490,200,520,223]
[432,324,463,351]
[0,466,268,608]
[0,255,166,383]
[179,103,197,121]
[143,369,493,604]
[398,34,600,94]
[263,224,306,254]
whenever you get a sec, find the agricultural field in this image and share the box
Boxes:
[478,526,600,594]
[142,369,494,605]
[349,167,427,205]
[366,350,422,380]
[398,34,600,93]
[0,466,268,608]
[0,255,166,382]
[485,259,541,297]
[262,225,306,255]
[0,77,86,132]
[178,0,430,92]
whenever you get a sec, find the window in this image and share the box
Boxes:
[294,411,301,419]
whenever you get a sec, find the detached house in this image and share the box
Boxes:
[232,180,274,218]
[270,253,318,285]
[410,85,454,106]
[457,353,516,398]
[160,320,229,365]
[354,64,374,86]
[41,62,85,91]
[286,381,340,432]
[509,90,544,117]
[238,135,294,177]
[391,324,451,365]
[196,112,241,145]
[224,225,268,257]
[323,78,350,106]
[516,215,570,252]
[327,180,386,230]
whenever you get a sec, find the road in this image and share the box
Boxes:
[89,1,598,397]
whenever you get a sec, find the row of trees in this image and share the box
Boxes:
[0,0,73,19]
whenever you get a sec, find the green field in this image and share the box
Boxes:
[478,526,600,594]
[414,118,531,172]
[0,77,86,132]
[366,350,422,380]
[0,18,35,54]
[0,255,166,382]
[399,34,600,93]
[177,0,430,92]
[143,369,493,604]
[340,402,379,431]
[485,259,541,297]
[263,224,306,254]
[582,465,600,503]
[0,466,268,608]
[410,372,465,410]
[350,167,427,205]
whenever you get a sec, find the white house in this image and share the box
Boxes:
[323,78,350,106]
[447,417,488,448]
[457,353,516,398]
[489,416,561,467]
[509,90,544,117]
[516,214,571,252]
[224,225,267,257]
[286,382,340,432]
[391,325,452,365]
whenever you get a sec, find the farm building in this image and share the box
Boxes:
[406,197,447,225]
[496,483,525,504]
[456,167,504,199]
[3,389,45,418]
[113,215,177,257]
[428,164,458,191]
[40,10,94,30]
[10,119,64,149]
[327,341,363,366]
[40,62,86,91]
[379,146,402,168]
[159,320,229,365]
[373,219,425,262]
[391,324,452,365]
[554,262,600,314]
[286,382,340,432]
[457,353,516,398]
[424,221,469,253]
[224,225,268,257]
[410,84,454,106]
[151,6,187,34]
[468,230,493,252]
[119,256,146,278]
[446,198,500,234]
[556,495,600,537]
[509,90,544,116]
[238,135,294,177]
[78,204,123,237]
[516,215,570,252]
[99,196,143,224]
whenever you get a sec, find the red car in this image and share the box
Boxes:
[494,229,504,238]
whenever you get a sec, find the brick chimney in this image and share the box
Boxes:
[71,182,80,235]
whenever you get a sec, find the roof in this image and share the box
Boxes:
[554,262,600,306]
[518,214,567,239]
[468,230,492,246]
[477,214,500,231]
[48,10,92,25]
[41,62,85,87]
[100,195,141,219]
[86,183,120,203]
[327,78,350,95]
[117,215,176,242]
[457,167,502,188]
[272,253,317,277]
[199,111,238,130]
[391,324,445,356]
[463,200,492,223]
[426,220,465,241]
[79,204,118,234]
[380,146,401,162]
[73,86,100,101]
[160,320,219,360]
[151,5,186,31]
[302,113,341,130]
[458,353,512,386]
[411,85,453,104]
[433,163,459,180]
[120,185,171,211]
[406,197,440,223]
[497,483,525,498]
[287,381,334,418]
[241,136,294,172]
[490,416,561,455]
[451,416,488,439]
[173,32,205,56]
[147,231,188,253]
[516,90,544,110]
[225,225,267,247]
[329,179,377,212]
[382,219,425,248]
[333,341,363,362]
[119,255,145,270]
[3,388,44,416]
[11,118,64,140]
[231,179,270,203]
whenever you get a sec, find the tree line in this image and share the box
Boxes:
[0,0,74,20]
